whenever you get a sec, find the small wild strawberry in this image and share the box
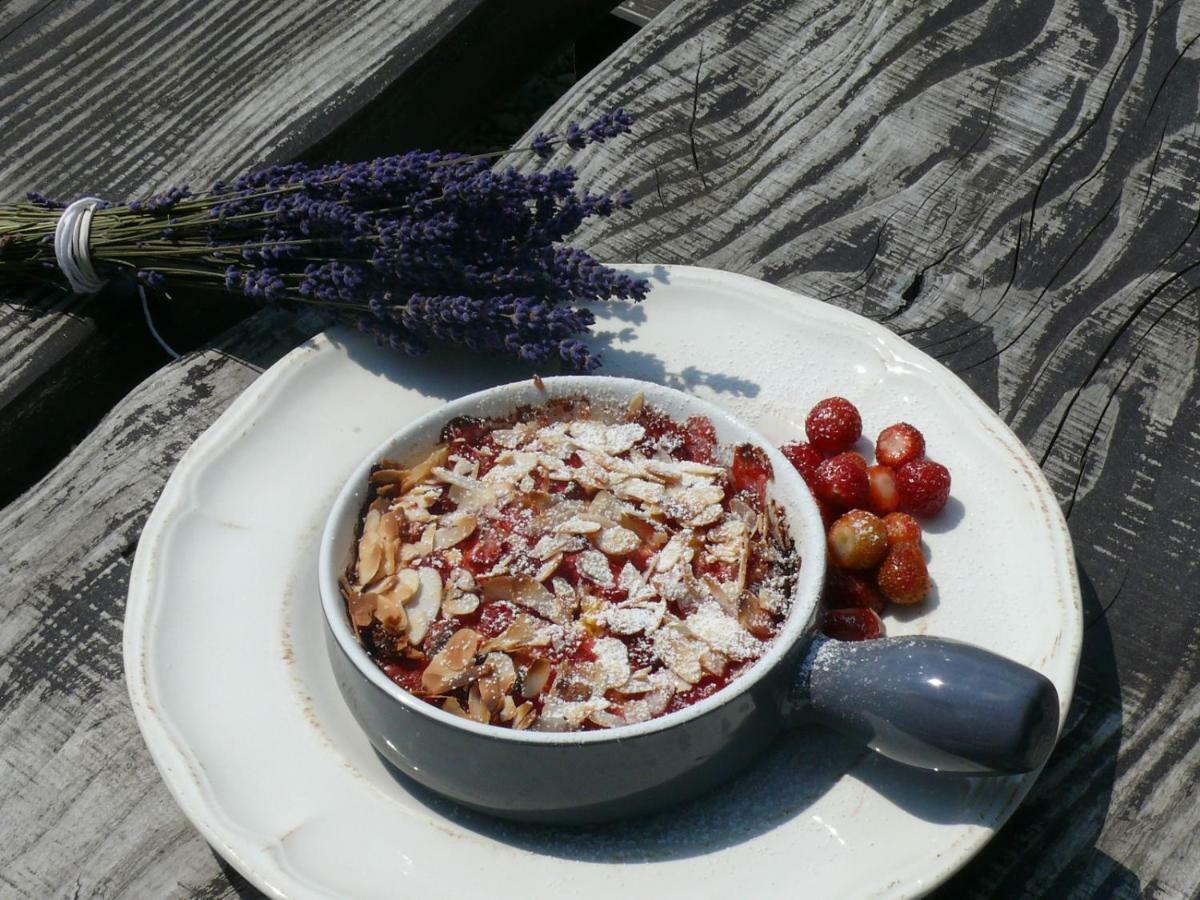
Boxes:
[875,422,926,468]
[833,450,869,472]
[822,606,884,641]
[895,458,951,517]
[805,397,862,455]
[867,464,899,515]
[882,511,922,545]
[877,541,931,605]
[812,455,869,510]
[823,569,886,613]
[781,440,823,486]
[827,510,888,570]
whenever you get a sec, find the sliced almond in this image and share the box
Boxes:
[340,577,377,628]
[533,555,561,583]
[442,697,471,718]
[612,477,665,505]
[373,571,419,630]
[405,567,443,645]
[369,468,408,485]
[498,695,518,722]
[355,502,386,585]
[597,525,641,556]
[479,575,569,624]
[479,613,553,653]
[521,658,552,698]
[652,623,707,684]
[626,391,645,418]
[576,549,615,587]
[511,701,537,730]
[435,513,477,550]
[467,683,491,723]
[478,652,517,713]
[557,516,602,535]
[400,524,436,564]
[443,591,480,616]
[421,628,481,693]
[401,445,450,492]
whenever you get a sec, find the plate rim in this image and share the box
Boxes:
[124,263,1083,900]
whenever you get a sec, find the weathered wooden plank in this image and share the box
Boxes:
[4,0,1200,897]
[0,0,613,506]
[613,0,672,26]
[0,310,318,899]
[520,0,1200,895]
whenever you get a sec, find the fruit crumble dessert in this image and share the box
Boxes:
[340,396,800,732]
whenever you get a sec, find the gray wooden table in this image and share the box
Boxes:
[3,0,1199,897]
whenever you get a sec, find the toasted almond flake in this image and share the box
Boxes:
[627,391,645,417]
[467,684,491,723]
[340,577,377,627]
[405,568,443,645]
[701,649,729,676]
[498,695,518,722]
[533,555,561,583]
[442,591,480,616]
[603,423,645,455]
[652,623,707,684]
[401,445,450,492]
[588,489,631,521]
[604,600,667,635]
[369,468,408,485]
[688,503,725,527]
[434,512,477,550]
[521,658,552,698]
[536,695,609,730]
[577,549,614,587]
[479,613,553,653]
[589,637,631,688]
[373,571,418,630]
[478,652,518,713]
[684,600,763,660]
[421,629,481,693]
[479,575,569,624]
[400,524,435,564]
[729,496,757,526]
[550,577,579,616]
[597,525,641,556]
[356,502,386,585]
[567,419,608,447]
[442,697,471,718]
[432,466,477,491]
[620,684,674,723]
[531,533,574,559]
[589,709,626,729]
[511,701,537,730]
[557,516,602,535]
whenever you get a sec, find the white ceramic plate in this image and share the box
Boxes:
[125,265,1081,900]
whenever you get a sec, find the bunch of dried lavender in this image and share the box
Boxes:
[0,110,645,371]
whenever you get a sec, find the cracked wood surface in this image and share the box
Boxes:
[3,0,1199,897]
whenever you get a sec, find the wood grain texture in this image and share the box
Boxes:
[0,309,319,899]
[3,0,1200,897]
[524,1,1200,895]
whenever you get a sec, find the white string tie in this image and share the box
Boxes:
[53,196,107,294]
[53,196,181,359]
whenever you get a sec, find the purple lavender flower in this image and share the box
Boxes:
[11,111,645,371]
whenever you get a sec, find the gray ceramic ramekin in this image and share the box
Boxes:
[319,377,1059,824]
